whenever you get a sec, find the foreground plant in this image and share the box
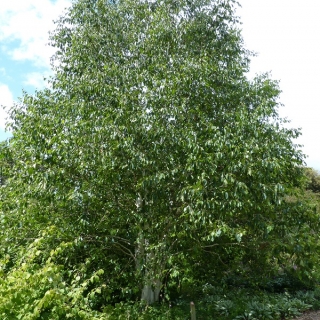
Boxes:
[0,227,106,320]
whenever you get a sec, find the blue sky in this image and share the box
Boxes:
[0,0,319,171]
[0,0,70,138]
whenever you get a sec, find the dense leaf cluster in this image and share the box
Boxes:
[0,0,319,317]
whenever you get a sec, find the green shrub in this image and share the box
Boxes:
[0,227,107,320]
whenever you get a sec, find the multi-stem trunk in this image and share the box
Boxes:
[135,193,166,304]
[136,235,163,304]
[136,233,164,304]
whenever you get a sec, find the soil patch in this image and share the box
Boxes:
[296,310,320,320]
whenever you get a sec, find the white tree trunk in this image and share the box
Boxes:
[136,194,164,304]
[141,279,162,304]
[136,233,163,304]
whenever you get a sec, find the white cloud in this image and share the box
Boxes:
[24,71,50,88]
[238,0,320,170]
[0,0,71,67]
[0,84,13,130]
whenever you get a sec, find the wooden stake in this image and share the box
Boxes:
[190,301,196,320]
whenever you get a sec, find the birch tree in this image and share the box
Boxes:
[1,0,316,306]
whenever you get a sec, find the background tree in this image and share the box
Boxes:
[0,0,318,312]
[305,167,320,194]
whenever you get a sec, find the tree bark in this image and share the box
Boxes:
[135,194,164,304]
[136,233,163,304]
[141,278,162,304]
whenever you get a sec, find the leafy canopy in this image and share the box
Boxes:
[0,0,318,315]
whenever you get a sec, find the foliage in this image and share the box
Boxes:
[0,0,319,316]
[195,285,314,320]
[0,226,109,320]
[0,140,12,186]
[305,168,320,194]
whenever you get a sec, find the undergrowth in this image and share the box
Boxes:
[1,230,319,319]
[97,284,320,320]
